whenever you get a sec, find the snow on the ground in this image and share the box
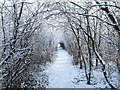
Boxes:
[44,47,109,88]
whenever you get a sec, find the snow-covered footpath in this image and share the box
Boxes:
[44,47,109,88]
